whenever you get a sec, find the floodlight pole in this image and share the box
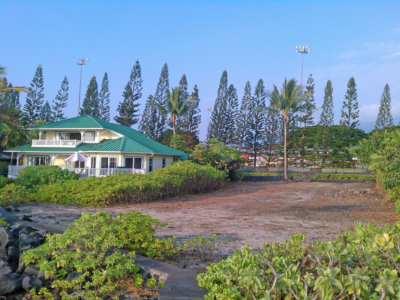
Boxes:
[206,108,211,128]
[296,45,311,127]
[77,58,89,116]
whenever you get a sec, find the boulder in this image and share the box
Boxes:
[19,239,41,252]
[66,271,90,283]
[7,246,19,263]
[22,275,42,292]
[0,228,16,249]
[24,265,40,277]
[22,226,38,235]
[0,261,12,276]
[22,216,33,222]
[0,273,23,295]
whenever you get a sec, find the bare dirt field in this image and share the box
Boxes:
[12,180,398,255]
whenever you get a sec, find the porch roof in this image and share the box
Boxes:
[4,137,187,156]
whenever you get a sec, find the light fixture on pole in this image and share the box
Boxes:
[77,58,89,116]
[296,45,311,127]
[206,108,211,128]
[316,105,321,124]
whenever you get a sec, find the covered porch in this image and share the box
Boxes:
[7,152,147,178]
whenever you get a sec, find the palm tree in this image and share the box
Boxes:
[152,87,188,135]
[271,78,308,180]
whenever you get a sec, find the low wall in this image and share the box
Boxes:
[242,167,373,175]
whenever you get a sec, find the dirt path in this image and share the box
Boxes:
[12,181,398,255]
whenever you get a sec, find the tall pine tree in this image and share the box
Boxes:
[301,74,316,126]
[153,63,169,140]
[80,76,99,118]
[176,74,188,131]
[24,64,44,125]
[40,101,53,123]
[207,70,228,142]
[235,81,252,152]
[340,77,359,128]
[245,79,266,167]
[264,100,281,166]
[139,95,157,139]
[319,80,334,127]
[98,72,110,122]
[52,76,69,122]
[375,84,393,129]
[221,84,238,145]
[182,85,201,149]
[114,61,142,126]
[4,81,21,110]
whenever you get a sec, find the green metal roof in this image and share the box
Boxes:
[8,115,188,156]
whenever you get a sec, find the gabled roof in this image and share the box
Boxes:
[7,115,188,156]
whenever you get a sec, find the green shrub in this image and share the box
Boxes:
[0,162,9,176]
[0,176,16,188]
[243,172,306,177]
[198,221,400,300]
[17,165,80,187]
[0,183,27,207]
[23,211,166,299]
[312,174,376,180]
[27,161,227,207]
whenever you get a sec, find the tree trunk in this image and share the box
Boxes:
[284,117,288,180]
[254,150,257,167]
[172,114,176,135]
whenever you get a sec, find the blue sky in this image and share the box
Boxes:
[2,0,400,140]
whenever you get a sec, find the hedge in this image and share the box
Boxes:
[242,172,306,177]
[0,161,227,208]
[312,174,376,180]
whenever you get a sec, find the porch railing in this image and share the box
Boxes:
[32,139,82,147]
[64,168,146,178]
[8,165,145,178]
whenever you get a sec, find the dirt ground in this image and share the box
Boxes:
[12,181,398,255]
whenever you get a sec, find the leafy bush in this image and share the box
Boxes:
[0,183,27,207]
[25,161,227,207]
[312,174,376,180]
[0,162,9,176]
[198,221,400,300]
[243,172,306,177]
[23,211,166,299]
[17,165,79,188]
[191,138,245,181]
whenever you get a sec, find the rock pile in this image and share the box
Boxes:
[329,189,376,198]
[0,224,47,298]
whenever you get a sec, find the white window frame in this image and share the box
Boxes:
[90,156,97,168]
[100,156,119,169]
[124,156,144,170]
[28,156,51,166]
[149,157,153,172]
[55,131,82,141]
[162,157,166,168]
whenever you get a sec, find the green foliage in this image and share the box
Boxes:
[52,75,69,122]
[80,76,99,118]
[0,214,9,227]
[23,64,44,125]
[341,77,360,128]
[17,165,79,187]
[23,161,226,207]
[354,128,393,165]
[23,211,166,299]
[0,183,27,206]
[98,72,110,122]
[0,175,15,188]
[180,234,228,263]
[243,172,306,178]
[376,84,393,129]
[198,221,400,299]
[169,134,187,151]
[191,138,244,181]
[0,161,9,176]
[312,174,375,180]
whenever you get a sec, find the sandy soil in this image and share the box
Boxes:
[12,180,398,255]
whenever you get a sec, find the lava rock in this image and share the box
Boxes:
[19,239,41,252]
[28,232,45,240]
[22,275,42,292]
[22,216,33,222]
[66,271,91,283]
[0,261,12,276]
[0,227,16,249]
[7,246,19,263]
[23,265,40,277]
[22,226,38,235]
[0,273,23,295]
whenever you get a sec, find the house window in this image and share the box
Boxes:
[91,157,96,168]
[149,157,153,172]
[56,132,81,140]
[74,161,85,168]
[31,156,50,166]
[101,157,118,168]
[162,157,166,168]
[125,157,143,169]
[84,132,95,142]
[173,157,180,162]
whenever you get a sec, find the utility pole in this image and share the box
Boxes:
[77,58,89,116]
[296,45,311,127]
[316,105,321,124]
[206,108,211,128]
